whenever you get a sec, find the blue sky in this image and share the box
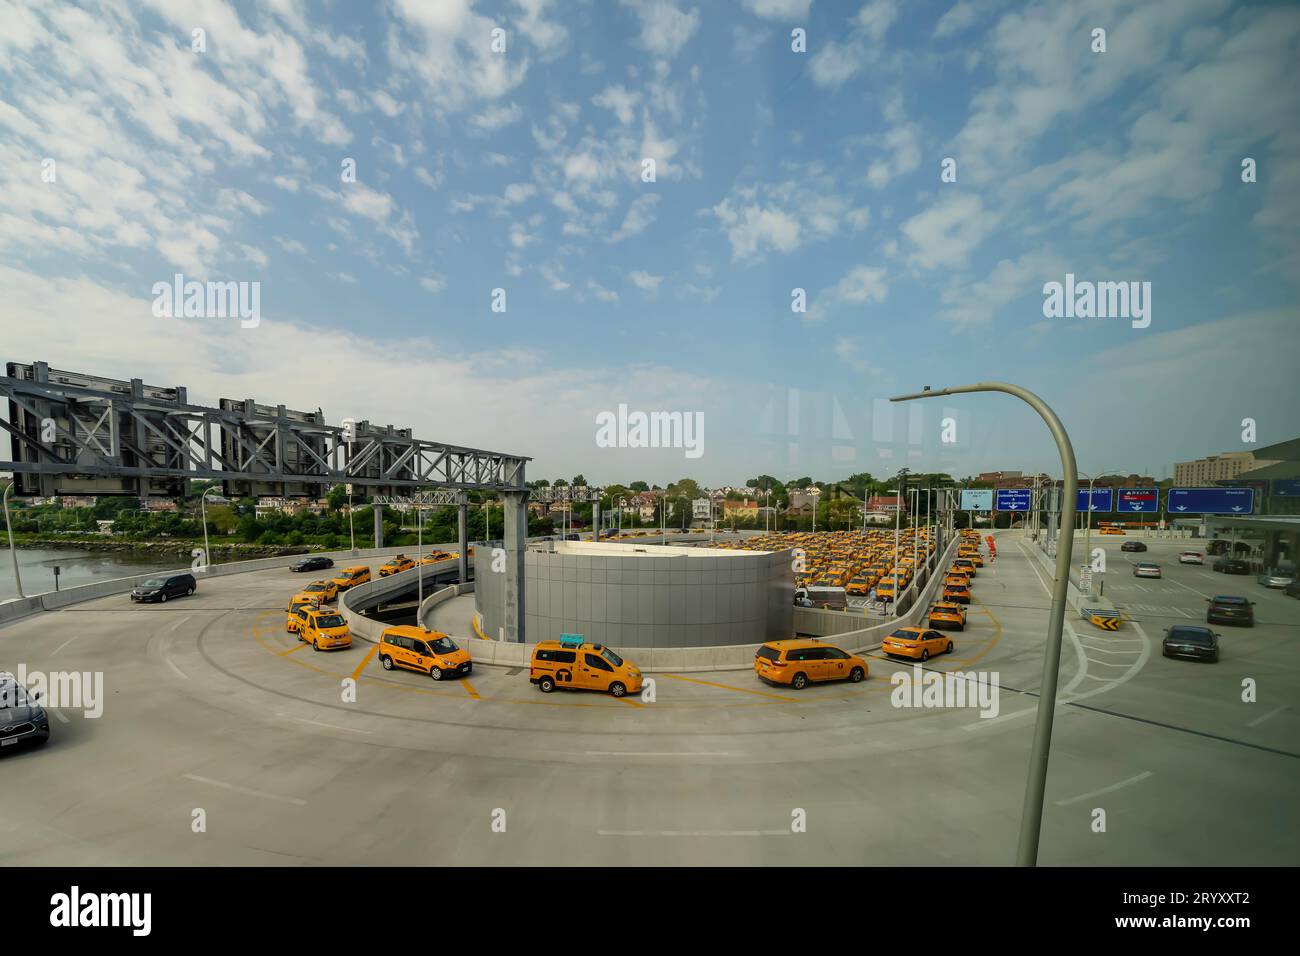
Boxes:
[1,0,1297,487]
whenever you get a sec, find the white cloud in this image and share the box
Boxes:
[741,0,812,19]
[420,274,448,294]
[592,85,640,125]
[621,0,700,58]
[370,90,405,117]
[274,236,307,255]
[273,175,300,192]
[586,279,620,303]
[900,194,999,270]
[611,194,660,242]
[504,182,537,204]
[934,1,981,39]
[628,270,663,293]
[470,101,524,134]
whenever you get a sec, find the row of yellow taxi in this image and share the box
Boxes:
[879,529,988,661]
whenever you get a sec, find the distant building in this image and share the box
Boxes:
[977,470,1022,483]
[1174,451,1279,486]
[692,498,712,520]
[723,499,759,518]
[866,495,904,513]
[140,498,179,512]
[59,496,95,509]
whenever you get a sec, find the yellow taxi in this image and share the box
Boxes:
[530,636,642,697]
[882,626,954,662]
[295,607,352,651]
[876,578,898,601]
[285,595,320,632]
[845,572,876,596]
[942,581,973,604]
[1100,527,1126,535]
[927,601,966,631]
[378,555,416,577]
[959,549,985,567]
[298,579,338,603]
[754,639,867,689]
[331,566,371,591]
[378,625,472,680]
[952,558,978,578]
[418,550,458,565]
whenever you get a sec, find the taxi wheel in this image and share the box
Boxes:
[921,649,930,662]
[946,642,954,654]
[312,641,320,652]
[430,666,443,681]
[538,675,556,693]
[849,667,865,683]
[380,655,394,670]
[791,672,808,690]
[159,593,168,603]
[609,681,627,698]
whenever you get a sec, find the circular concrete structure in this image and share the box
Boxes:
[474,540,794,647]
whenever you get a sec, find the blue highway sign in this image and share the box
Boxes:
[1166,487,1255,515]
[1116,488,1158,513]
[995,489,1032,512]
[1076,488,1114,513]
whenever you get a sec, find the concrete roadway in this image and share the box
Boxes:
[1,535,1296,866]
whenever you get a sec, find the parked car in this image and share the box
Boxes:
[1256,569,1295,589]
[290,555,334,572]
[1178,551,1204,565]
[1162,626,1220,663]
[130,573,197,603]
[1206,595,1254,627]
[1285,579,1300,599]
[1212,557,1250,574]
[1120,540,1147,553]
[1134,563,1162,578]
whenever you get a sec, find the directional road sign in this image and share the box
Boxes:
[994,488,1032,512]
[1116,488,1159,513]
[959,489,994,512]
[1076,487,1114,513]
[1166,487,1255,515]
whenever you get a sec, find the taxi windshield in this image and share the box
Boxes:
[314,614,345,628]
[431,636,458,654]
[601,647,624,668]
[889,629,918,641]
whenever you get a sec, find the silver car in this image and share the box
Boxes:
[1134,563,1162,579]
[1257,569,1295,589]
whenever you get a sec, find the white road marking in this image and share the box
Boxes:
[585,751,734,757]
[961,708,1036,731]
[1055,771,1152,806]
[1165,575,1213,601]
[182,773,308,805]
[50,635,81,656]
[1079,642,1139,655]
[1247,705,1287,729]
[598,829,790,837]
[52,710,70,724]
[1084,657,1134,668]
[276,712,372,735]
[168,615,191,633]
[163,655,188,681]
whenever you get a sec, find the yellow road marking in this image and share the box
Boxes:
[461,678,481,700]
[350,644,379,681]
[662,672,797,702]
[470,613,489,640]
[279,641,309,656]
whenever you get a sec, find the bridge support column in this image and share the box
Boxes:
[502,489,528,643]
[592,499,601,540]
[373,503,384,549]
[457,500,469,583]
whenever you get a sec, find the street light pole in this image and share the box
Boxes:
[892,382,1078,867]
[3,481,25,598]
[200,485,221,575]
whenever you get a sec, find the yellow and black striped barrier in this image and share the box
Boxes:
[1082,607,1123,631]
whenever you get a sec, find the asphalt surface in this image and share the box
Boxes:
[1,533,1296,866]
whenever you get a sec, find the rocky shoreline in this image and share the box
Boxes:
[0,538,318,559]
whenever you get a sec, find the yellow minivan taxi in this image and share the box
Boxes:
[530,638,642,698]
[331,566,371,591]
[882,626,954,661]
[286,596,318,632]
[297,608,352,651]
[378,625,472,680]
[754,639,867,689]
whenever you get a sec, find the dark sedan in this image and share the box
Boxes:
[290,555,335,572]
[1162,626,1220,663]
[1212,557,1250,574]
[1120,540,1147,552]
[1207,595,1255,627]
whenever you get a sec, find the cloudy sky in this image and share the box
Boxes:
[1,0,1297,487]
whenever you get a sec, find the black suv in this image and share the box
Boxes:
[1206,595,1254,627]
[290,555,335,572]
[1120,540,1147,552]
[130,573,197,603]
[1212,557,1250,574]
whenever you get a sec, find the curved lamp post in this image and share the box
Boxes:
[3,481,25,598]
[199,485,222,575]
[891,382,1078,867]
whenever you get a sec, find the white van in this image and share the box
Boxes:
[795,585,848,610]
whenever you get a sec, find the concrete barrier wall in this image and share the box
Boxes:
[0,541,447,630]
